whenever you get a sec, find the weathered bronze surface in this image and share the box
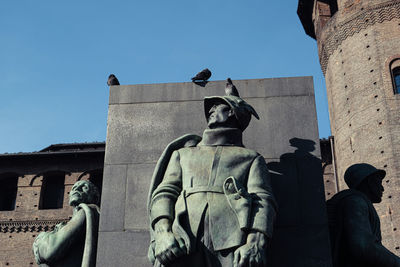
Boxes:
[148,86,277,267]
[327,163,400,267]
[32,180,100,267]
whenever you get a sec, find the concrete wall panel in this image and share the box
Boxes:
[98,77,331,266]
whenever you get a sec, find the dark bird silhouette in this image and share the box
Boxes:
[107,74,120,86]
[191,68,212,82]
[225,78,240,97]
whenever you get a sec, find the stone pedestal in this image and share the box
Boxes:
[97,77,332,266]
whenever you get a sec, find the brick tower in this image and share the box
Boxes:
[298,0,400,254]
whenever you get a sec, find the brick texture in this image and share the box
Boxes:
[0,144,104,266]
[321,138,338,200]
[313,0,400,254]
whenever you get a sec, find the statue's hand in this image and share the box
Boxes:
[233,231,268,267]
[154,219,187,265]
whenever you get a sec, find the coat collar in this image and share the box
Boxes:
[198,127,244,147]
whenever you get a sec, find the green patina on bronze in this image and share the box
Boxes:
[32,180,100,267]
[148,84,277,267]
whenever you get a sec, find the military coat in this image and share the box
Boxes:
[327,189,400,267]
[150,128,276,252]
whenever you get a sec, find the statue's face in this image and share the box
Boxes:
[207,104,233,128]
[69,181,91,207]
[367,174,384,203]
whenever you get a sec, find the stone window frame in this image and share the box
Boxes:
[388,56,400,95]
[0,172,19,211]
[38,171,66,210]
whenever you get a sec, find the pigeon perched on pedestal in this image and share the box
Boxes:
[191,68,212,82]
[225,78,240,97]
[107,74,120,86]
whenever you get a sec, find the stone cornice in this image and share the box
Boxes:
[0,219,69,233]
[319,0,400,74]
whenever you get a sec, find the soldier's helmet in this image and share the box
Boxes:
[344,163,386,189]
[204,95,260,132]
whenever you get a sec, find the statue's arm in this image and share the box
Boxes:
[34,209,86,264]
[232,156,277,267]
[247,155,277,238]
[233,155,276,267]
[150,150,182,227]
[150,150,187,265]
[342,196,400,266]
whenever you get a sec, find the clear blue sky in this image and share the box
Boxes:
[0,1,330,153]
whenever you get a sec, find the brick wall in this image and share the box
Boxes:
[0,172,99,266]
[315,0,400,254]
[0,145,104,266]
[321,138,338,200]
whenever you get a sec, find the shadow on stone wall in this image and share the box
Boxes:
[266,137,331,267]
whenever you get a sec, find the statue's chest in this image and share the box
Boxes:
[179,146,254,186]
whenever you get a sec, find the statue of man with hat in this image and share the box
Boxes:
[147,79,277,267]
[326,163,400,267]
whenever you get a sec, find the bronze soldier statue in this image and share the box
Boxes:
[147,84,277,267]
[327,163,400,267]
[33,180,100,267]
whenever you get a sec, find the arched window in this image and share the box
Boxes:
[39,171,65,209]
[0,174,18,211]
[390,58,400,94]
[88,169,103,206]
[88,169,103,195]
[393,67,400,94]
